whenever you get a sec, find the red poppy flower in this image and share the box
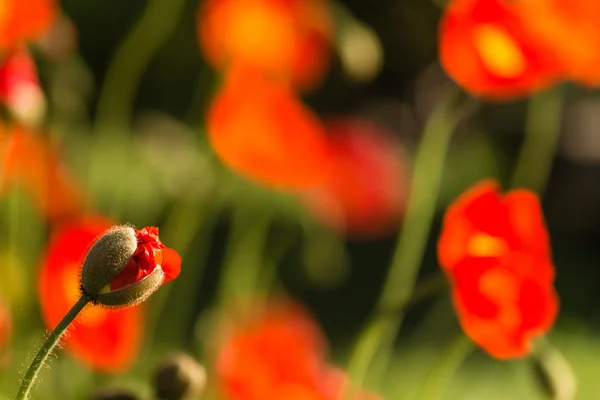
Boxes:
[215,299,382,400]
[216,300,327,400]
[38,216,144,371]
[0,123,85,222]
[439,0,564,99]
[198,0,332,91]
[0,49,46,125]
[0,297,11,367]
[0,0,57,50]
[109,226,181,291]
[302,118,409,238]
[437,180,558,359]
[516,0,600,86]
[207,64,332,188]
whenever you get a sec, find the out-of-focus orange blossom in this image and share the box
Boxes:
[0,0,57,50]
[0,296,11,367]
[517,0,600,86]
[198,0,332,91]
[438,180,558,359]
[302,118,409,239]
[215,299,382,400]
[0,49,46,125]
[207,64,333,189]
[439,0,564,99]
[38,216,144,371]
[0,123,85,222]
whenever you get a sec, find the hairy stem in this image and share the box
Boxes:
[16,295,90,400]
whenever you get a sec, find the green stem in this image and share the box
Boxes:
[86,0,186,216]
[510,86,566,193]
[94,0,187,129]
[218,208,271,306]
[416,333,473,400]
[152,198,221,349]
[16,295,90,400]
[345,90,467,396]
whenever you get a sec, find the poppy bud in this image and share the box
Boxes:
[152,352,206,400]
[89,387,141,400]
[80,225,181,309]
[80,226,137,298]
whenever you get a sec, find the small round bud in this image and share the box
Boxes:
[152,352,206,400]
[94,267,165,308]
[89,387,141,400]
[80,226,137,297]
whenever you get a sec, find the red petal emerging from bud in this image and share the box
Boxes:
[109,227,181,291]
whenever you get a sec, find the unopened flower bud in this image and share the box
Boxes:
[80,226,137,297]
[89,387,141,400]
[152,352,206,400]
[80,225,181,308]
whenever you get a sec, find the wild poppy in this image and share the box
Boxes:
[437,180,558,359]
[0,49,46,126]
[0,123,85,222]
[0,0,57,50]
[38,216,144,371]
[198,0,332,91]
[215,299,382,400]
[516,0,600,86]
[439,0,564,99]
[207,64,332,188]
[0,296,11,367]
[302,118,408,238]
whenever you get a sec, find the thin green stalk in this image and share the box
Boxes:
[149,198,221,349]
[345,90,468,396]
[416,333,473,400]
[94,0,187,129]
[510,86,566,193]
[16,295,91,400]
[217,209,271,306]
[86,0,187,216]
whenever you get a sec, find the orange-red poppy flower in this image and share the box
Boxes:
[437,180,558,359]
[516,0,600,86]
[109,226,181,291]
[207,64,332,188]
[0,296,11,367]
[38,216,144,371]
[198,0,332,91]
[0,123,85,222]
[0,0,57,50]
[439,0,564,99]
[302,118,409,238]
[216,299,382,400]
[0,49,45,125]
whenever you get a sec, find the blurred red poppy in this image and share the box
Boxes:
[216,299,382,400]
[517,0,600,86]
[38,216,144,371]
[303,118,409,238]
[198,0,332,91]
[0,49,46,125]
[207,64,332,188]
[0,0,57,50]
[0,296,11,367]
[109,226,181,291]
[437,180,558,359]
[0,123,85,222]
[439,0,564,99]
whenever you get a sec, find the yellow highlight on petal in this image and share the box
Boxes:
[474,24,526,78]
[467,233,508,257]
